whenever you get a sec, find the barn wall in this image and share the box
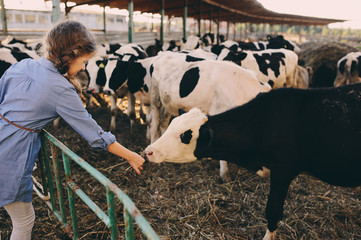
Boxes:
[0,31,189,49]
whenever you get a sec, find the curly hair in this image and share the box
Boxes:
[44,20,96,94]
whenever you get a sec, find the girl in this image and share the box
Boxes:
[0,20,145,240]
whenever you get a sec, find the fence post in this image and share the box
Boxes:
[34,130,160,240]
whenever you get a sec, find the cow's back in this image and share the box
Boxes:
[252,84,361,186]
[151,56,270,116]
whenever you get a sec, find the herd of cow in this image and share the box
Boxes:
[1,33,361,240]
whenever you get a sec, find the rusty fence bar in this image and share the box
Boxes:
[32,130,160,240]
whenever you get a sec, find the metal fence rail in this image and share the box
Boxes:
[32,130,160,240]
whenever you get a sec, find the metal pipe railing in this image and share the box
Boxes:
[33,130,160,240]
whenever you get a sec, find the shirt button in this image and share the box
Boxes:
[100,132,103,135]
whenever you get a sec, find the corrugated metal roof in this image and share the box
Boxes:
[62,0,345,26]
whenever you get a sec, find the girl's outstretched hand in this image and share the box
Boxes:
[107,141,145,175]
[127,152,145,175]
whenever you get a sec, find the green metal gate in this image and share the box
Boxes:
[32,130,160,240]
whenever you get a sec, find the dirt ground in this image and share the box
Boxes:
[1,101,361,240]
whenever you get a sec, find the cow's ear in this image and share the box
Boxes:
[180,129,193,144]
[235,51,247,61]
[178,108,187,116]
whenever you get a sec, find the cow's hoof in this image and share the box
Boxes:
[263,229,277,240]
[220,173,231,183]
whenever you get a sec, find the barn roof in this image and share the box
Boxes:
[62,0,345,26]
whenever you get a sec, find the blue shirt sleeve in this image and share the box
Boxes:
[55,86,116,150]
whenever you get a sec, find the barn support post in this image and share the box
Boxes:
[233,14,236,40]
[245,23,248,40]
[209,5,213,33]
[103,5,106,35]
[183,0,187,40]
[262,23,266,38]
[297,25,302,43]
[51,0,62,23]
[128,0,134,43]
[198,0,202,36]
[151,14,154,32]
[233,22,236,40]
[217,7,220,44]
[226,14,230,40]
[0,0,7,34]
[281,24,285,34]
[160,0,164,44]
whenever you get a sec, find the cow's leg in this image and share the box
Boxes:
[126,92,136,131]
[149,106,161,144]
[93,93,108,107]
[263,172,293,240]
[139,101,146,123]
[220,160,231,182]
[110,94,117,131]
[145,107,152,142]
[263,229,277,240]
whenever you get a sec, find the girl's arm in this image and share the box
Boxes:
[107,141,145,175]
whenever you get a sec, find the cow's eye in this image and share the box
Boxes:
[180,129,193,144]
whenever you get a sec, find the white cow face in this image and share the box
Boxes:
[145,108,208,163]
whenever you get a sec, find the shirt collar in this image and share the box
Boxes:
[38,57,60,74]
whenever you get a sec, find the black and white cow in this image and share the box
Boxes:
[180,35,201,51]
[110,50,227,138]
[86,56,109,94]
[334,52,361,87]
[96,42,123,56]
[113,43,147,59]
[209,40,240,56]
[147,51,271,181]
[1,36,32,52]
[267,35,301,53]
[0,48,18,77]
[217,48,298,88]
[238,35,301,53]
[84,55,114,108]
[100,44,148,131]
[1,36,43,57]
[146,39,182,57]
[237,40,269,51]
[200,33,225,48]
[0,47,40,77]
[101,49,216,132]
[145,83,361,240]
[145,39,163,57]
[106,49,218,112]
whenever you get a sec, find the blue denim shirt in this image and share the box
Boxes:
[0,57,116,207]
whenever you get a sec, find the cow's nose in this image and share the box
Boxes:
[144,150,153,160]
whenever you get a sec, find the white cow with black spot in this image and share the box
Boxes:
[147,51,271,181]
